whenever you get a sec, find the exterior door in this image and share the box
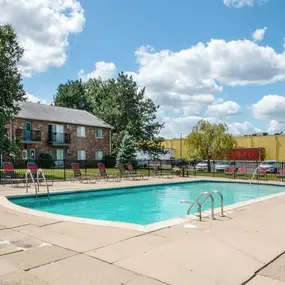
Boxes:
[24,121,32,141]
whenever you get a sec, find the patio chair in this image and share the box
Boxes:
[152,164,174,179]
[27,162,53,186]
[126,163,144,180]
[276,169,285,181]
[71,163,98,183]
[257,168,267,179]
[117,163,142,180]
[2,162,26,187]
[224,167,235,178]
[98,163,121,182]
[236,167,247,178]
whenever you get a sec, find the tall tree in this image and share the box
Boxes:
[185,120,237,171]
[0,24,25,157]
[116,132,137,164]
[54,79,92,112]
[54,73,165,156]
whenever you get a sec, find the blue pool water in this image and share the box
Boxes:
[9,181,285,225]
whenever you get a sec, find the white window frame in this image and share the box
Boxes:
[77,150,86,160]
[95,151,104,161]
[77,126,86,137]
[95,128,103,139]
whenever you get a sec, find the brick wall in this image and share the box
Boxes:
[9,118,111,160]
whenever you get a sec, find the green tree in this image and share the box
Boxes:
[54,72,165,156]
[54,79,92,112]
[116,132,137,164]
[185,120,237,171]
[0,24,25,157]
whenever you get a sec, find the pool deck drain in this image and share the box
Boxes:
[0,176,285,284]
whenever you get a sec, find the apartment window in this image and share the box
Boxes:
[78,150,86,160]
[66,124,72,129]
[95,151,104,161]
[77,126,86,137]
[95,128,103,138]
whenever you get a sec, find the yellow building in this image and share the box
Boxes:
[163,135,285,161]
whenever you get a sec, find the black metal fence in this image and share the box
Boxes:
[0,159,285,183]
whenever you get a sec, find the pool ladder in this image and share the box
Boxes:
[181,191,225,221]
[25,169,49,197]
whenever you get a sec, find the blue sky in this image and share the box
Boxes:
[2,0,285,138]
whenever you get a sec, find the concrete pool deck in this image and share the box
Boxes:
[0,176,285,284]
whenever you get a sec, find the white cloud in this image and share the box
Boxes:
[223,0,268,8]
[228,122,262,135]
[78,62,117,82]
[252,95,285,121]
[25,93,48,104]
[207,101,241,117]
[0,0,85,77]
[267,120,285,133]
[253,27,267,42]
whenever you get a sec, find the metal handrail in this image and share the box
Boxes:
[25,170,38,197]
[197,192,215,220]
[210,190,225,217]
[181,190,225,221]
[37,169,49,196]
[181,200,202,221]
[250,167,259,184]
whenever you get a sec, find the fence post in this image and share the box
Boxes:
[256,160,259,180]
[160,160,162,175]
[194,160,196,177]
[85,159,87,176]
[233,161,236,179]
[213,161,215,178]
[63,159,66,181]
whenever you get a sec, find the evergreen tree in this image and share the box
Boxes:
[116,132,137,164]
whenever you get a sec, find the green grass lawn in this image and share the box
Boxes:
[1,167,282,182]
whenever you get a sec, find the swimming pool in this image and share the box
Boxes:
[9,181,285,225]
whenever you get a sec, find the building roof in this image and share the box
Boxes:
[16,102,113,129]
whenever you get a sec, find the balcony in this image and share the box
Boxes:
[48,132,71,146]
[16,129,41,143]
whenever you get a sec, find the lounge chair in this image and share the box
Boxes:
[257,168,267,179]
[152,164,174,179]
[224,167,235,178]
[117,163,142,180]
[71,163,98,183]
[236,167,247,178]
[98,163,121,182]
[126,163,144,180]
[276,169,285,180]
[2,162,26,187]
[27,162,53,186]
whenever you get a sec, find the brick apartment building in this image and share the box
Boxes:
[6,102,112,162]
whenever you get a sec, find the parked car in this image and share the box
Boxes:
[175,158,186,166]
[215,161,234,172]
[195,160,214,171]
[258,160,278,173]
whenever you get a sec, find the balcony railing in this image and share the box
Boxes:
[16,129,41,143]
[48,132,71,145]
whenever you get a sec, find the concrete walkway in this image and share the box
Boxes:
[0,178,285,284]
